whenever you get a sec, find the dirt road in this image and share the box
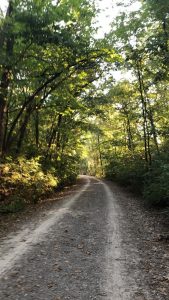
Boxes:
[0,176,168,299]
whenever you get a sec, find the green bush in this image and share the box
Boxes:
[105,150,169,207]
[105,152,147,193]
[0,195,25,214]
[0,157,58,206]
[143,161,169,207]
[55,154,80,188]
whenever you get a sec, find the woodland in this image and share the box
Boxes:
[0,0,169,212]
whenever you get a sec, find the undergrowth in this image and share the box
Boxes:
[105,151,169,207]
[0,154,79,214]
[0,157,58,213]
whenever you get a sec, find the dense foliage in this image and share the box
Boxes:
[0,0,118,209]
[88,0,169,207]
[0,157,57,212]
[1,0,169,210]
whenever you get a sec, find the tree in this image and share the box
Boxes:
[0,0,112,157]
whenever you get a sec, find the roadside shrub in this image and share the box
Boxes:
[41,153,79,189]
[105,152,147,193]
[105,150,169,207]
[55,154,80,188]
[0,157,58,207]
[143,161,169,207]
[0,195,25,214]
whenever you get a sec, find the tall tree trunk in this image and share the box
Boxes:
[0,1,14,156]
[136,59,149,163]
[148,108,159,154]
[45,114,63,159]
[46,127,57,158]
[97,134,103,176]
[55,114,63,158]
[140,66,160,155]
[0,70,10,155]
[162,17,168,52]
[35,109,39,148]
[135,56,152,164]
[126,114,133,151]
[6,70,63,150]
[16,105,33,154]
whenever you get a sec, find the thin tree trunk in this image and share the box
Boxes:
[126,114,133,151]
[55,114,63,156]
[148,109,159,154]
[97,134,104,176]
[162,18,168,52]
[136,60,149,163]
[46,127,57,158]
[16,105,33,153]
[35,109,39,148]
[45,114,63,159]
[140,66,159,155]
[138,60,152,164]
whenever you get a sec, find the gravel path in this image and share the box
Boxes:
[0,176,168,300]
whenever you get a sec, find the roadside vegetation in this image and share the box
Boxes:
[0,0,169,212]
[0,0,118,212]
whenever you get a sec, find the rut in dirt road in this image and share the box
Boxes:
[0,176,168,300]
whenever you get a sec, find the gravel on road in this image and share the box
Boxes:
[0,176,168,300]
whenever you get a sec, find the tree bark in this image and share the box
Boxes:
[16,105,33,154]
[45,114,63,159]
[97,134,104,176]
[126,114,133,151]
[0,1,14,156]
[136,59,150,164]
[35,109,39,148]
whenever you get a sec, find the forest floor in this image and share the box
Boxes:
[0,176,169,300]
